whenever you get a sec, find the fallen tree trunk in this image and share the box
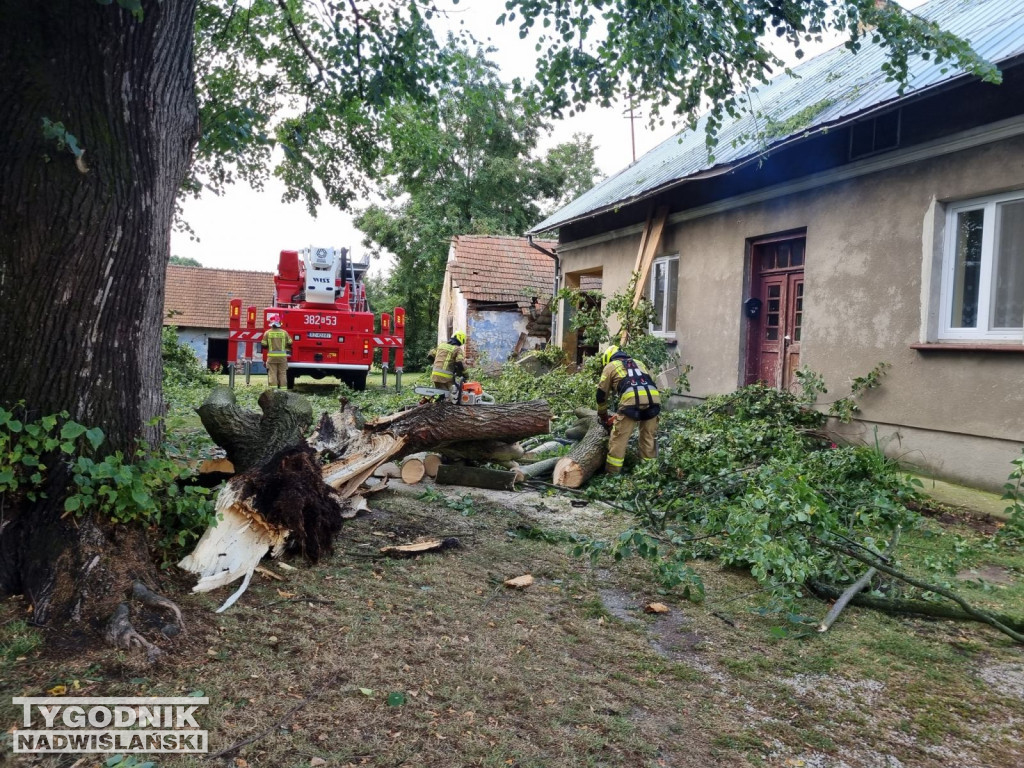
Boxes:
[553,416,608,488]
[182,399,552,610]
[437,440,525,462]
[435,464,519,491]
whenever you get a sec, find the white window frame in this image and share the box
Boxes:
[647,254,679,338]
[939,189,1024,342]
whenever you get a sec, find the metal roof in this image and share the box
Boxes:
[529,0,1024,234]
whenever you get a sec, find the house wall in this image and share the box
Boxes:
[557,134,1024,491]
[466,305,540,369]
[175,327,267,374]
[176,328,214,367]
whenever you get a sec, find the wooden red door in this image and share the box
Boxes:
[745,237,805,390]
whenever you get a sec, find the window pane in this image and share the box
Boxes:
[993,200,1024,329]
[666,259,678,333]
[651,261,666,333]
[950,208,984,328]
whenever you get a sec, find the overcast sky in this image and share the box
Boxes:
[172,0,927,275]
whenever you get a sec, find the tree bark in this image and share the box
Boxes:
[435,464,519,491]
[197,387,313,472]
[553,416,608,488]
[0,1,200,635]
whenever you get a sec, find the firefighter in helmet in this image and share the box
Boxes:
[262,315,292,389]
[430,331,467,390]
[596,345,661,474]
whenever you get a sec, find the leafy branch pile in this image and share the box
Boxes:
[571,379,1023,641]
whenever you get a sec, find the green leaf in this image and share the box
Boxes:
[60,422,87,441]
[64,496,81,514]
[85,427,105,451]
[358,687,373,696]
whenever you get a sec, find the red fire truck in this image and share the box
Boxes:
[227,247,405,390]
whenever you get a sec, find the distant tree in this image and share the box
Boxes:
[356,46,600,366]
[169,255,202,267]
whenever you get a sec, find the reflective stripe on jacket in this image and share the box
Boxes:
[596,355,660,413]
[263,328,291,357]
[431,342,463,380]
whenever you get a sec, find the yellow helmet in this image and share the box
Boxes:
[601,345,619,366]
[454,331,466,345]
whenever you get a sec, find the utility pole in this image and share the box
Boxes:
[624,101,644,163]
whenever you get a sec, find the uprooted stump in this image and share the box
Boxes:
[179,445,363,613]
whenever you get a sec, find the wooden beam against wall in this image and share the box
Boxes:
[631,205,669,308]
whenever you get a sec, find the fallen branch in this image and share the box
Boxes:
[807,581,1024,634]
[817,536,1024,644]
[818,527,901,634]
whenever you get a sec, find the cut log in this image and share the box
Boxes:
[422,453,442,478]
[520,456,560,480]
[373,462,402,479]
[197,387,313,473]
[553,416,608,488]
[436,464,519,491]
[400,457,426,484]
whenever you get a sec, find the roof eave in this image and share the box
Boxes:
[530,54,1024,236]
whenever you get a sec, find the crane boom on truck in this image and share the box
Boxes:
[227,246,405,390]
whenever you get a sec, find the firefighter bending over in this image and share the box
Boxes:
[596,345,661,475]
[430,331,467,389]
[262,316,292,389]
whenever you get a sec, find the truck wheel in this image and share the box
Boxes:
[286,369,296,390]
[342,372,367,391]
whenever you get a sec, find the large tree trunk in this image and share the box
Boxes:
[0,1,200,633]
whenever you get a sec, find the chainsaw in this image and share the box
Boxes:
[413,376,495,405]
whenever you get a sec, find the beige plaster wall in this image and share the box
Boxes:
[557,135,1024,491]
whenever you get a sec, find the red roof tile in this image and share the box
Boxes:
[448,235,557,310]
[164,265,275,330]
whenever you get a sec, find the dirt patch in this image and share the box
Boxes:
[2,484,1023,768]
[978,662,1024,700]
[956,564,1018,586]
